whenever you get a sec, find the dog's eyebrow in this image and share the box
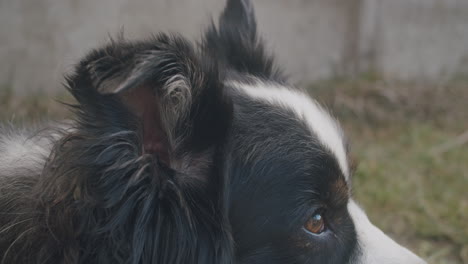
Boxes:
[229,80,350,179]
[330,177,350,206]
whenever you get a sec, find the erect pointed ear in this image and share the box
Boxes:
[67,34,232,165]
[220,0,257,41]
[203,0,284,81]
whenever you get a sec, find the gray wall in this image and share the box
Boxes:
[1,0,468,93]
[361,0,468,80]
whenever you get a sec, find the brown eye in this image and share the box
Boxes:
[304,210,325,234]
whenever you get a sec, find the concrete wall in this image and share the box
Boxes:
[361,0,468,80]
[1,0,468,93]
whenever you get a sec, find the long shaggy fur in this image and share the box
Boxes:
[0,1,426,264]
[0,32,234,264]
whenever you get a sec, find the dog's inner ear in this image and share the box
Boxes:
[73,35,231,168]
[121,85,171,164]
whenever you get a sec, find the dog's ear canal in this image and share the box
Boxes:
[118,85,172,164]
[72,34,232,165]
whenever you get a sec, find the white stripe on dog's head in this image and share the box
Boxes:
[230,80,349,179]
[348,200,426,264]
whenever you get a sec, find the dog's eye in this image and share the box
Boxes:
[304,210,325,234]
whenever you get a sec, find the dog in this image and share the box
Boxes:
[0,0,426,263]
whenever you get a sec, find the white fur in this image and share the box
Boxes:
[348,200,426,264]
[229,80,349,178]
[0,125,65,177]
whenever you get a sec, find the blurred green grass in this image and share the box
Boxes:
[310,75,468,264]
[0,84,71,122]
[1,76,467,264]
[345,121,467,264]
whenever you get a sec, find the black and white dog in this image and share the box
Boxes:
[0,0,426,263]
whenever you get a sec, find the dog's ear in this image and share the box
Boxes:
[56,35,233,263]
[203,0,284,80]
[68,34,231,166]
[220,0,257,41]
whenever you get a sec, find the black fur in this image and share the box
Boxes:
[0,33,234,264]
[203,0,285,81]
[0,1,357,263]
[225,92,356,263]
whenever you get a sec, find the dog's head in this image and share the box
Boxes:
[51,0,426,263]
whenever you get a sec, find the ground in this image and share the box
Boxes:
[1,76,467,264]
[311,75,468,264]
